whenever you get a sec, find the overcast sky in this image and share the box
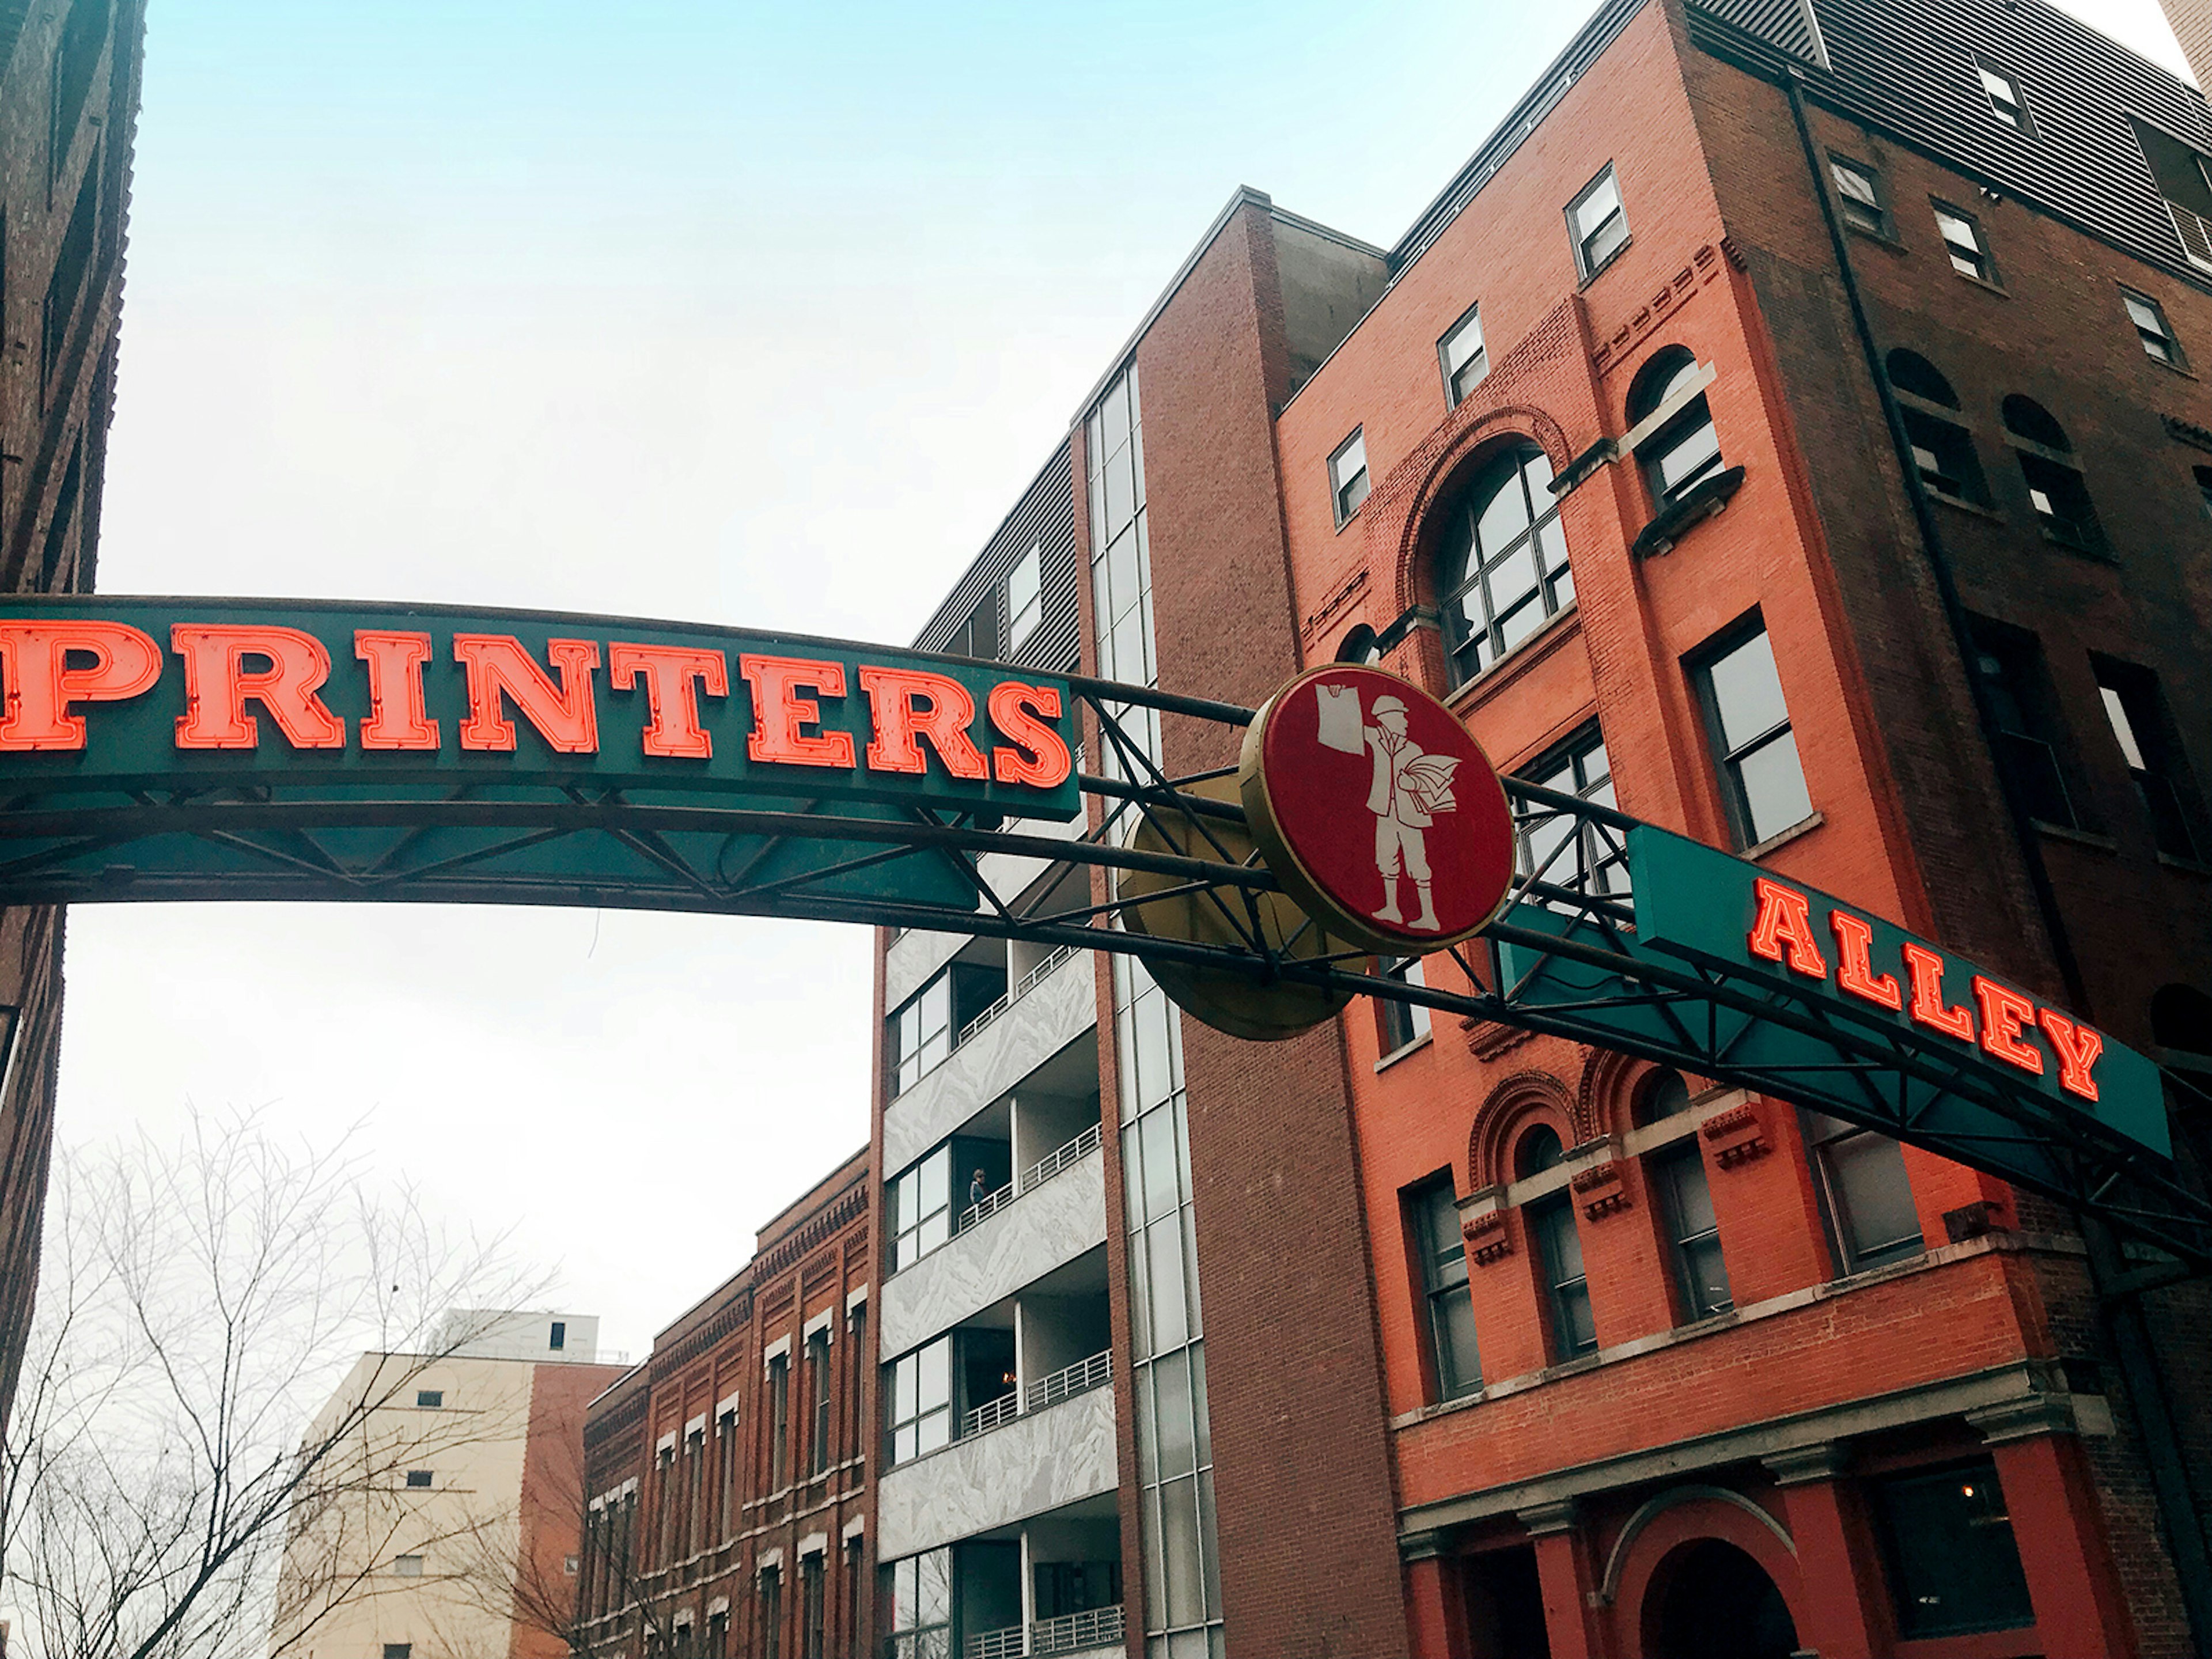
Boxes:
[60,0,2191,1359]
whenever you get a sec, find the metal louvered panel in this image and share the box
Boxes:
[911,442,1080,677]
[1696,0,1824,64]
[1688,0,2212,290]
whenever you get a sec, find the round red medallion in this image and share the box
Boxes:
[1237,664,1516,955]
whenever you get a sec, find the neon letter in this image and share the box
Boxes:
[609,643,728,760]
[987,681,1073,789]
[452,635,601,753]
[1902,942,1976,1040]
[1747,877,1828,979]
[0,620,162,749]
[1972,976,2045,1075]
[2038,1009,2105,1103]
[172,624,346,750]
[1830,911,1903,1010]
[738,654,856,770]
[354,630,440,751]
[857,666,988,780]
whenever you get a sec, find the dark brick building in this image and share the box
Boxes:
[580,1151,874,1659]
[0,0,146,1438]
[865,0,2212,1655]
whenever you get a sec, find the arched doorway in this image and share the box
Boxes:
[1647,1538,1800,1659]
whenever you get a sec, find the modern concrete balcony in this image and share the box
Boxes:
[882,1128,1107,1356]
[885,948,1097,1175]
[876,1372,1118,1561]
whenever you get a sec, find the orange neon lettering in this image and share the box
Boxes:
[2037,1008,2104,1102]
[857,666,988,780]
[0,620,162,749]
[452,635,601,753]
[354,630,440,751]
[609,643,728,761]
[1972,976,2046,1075]
[1747,877,1828,979]
[1830,911,1902,1010]
[1902,942,1976,1040]
[987,681,1072,789]
[738,655,856,769]
[172,624,346,750]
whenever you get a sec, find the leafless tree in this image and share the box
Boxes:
[0,1108,547,1659]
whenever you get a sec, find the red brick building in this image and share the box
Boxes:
[580,1152,873,1659]
[869,0,2212,1655]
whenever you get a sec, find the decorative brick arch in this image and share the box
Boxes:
[1468,1070,1579,1191]
[1578,1047,1691,1141]
[1600,1487,1805,1656]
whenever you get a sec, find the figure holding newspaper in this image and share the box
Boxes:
[1313,684,1463,932]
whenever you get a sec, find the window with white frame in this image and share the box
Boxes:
[1975,59,2032,131]
[1330,427,1370,526]
[1692,620,1815,849]
[1567,165,1629,278]
[1376,956,1431,1055]
[1933,202,1997,283]
[1438,302,1487,408]
[1830,155,1888,236]
[2122,289,2184,366]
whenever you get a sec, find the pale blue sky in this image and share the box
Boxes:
[62,0,2191,1354]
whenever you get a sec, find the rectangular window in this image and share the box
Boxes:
[2097,661,2203,860]
[707,1609,729,1659]
[1650,1143,1731,1320]
[761,1567,783,1659]
[1933,202,1996,283]
[1438,302,1488,408]
[416,1389,443,1408]
[1874,1459,2035,1635]
[845,1542,865,1652]
[385,1648,412,1659]
[717,1406,740,1541]
[1830,156,1888,236]
[768,1354,790,1490]
[887,1336,952,1464]
[1329,428,1370,526]
[1975,59,2032,132]
[2122,289,2184,366]
[682,1427,705,1558]
[393,1554,424,1577]
[947,594,998,661]
[889,1146,950,1271]
[1408,1177,1481,1399]
[549,1320,566,1351]
[1008,543,1043,652]
[1801,1109,1923,1272]
[1377,956,1431,1056]
[807,1331,833,1477]
[1516,726,1628,904]
[1567,165,1630,278]
[1974,626,2079,830]
[886,1550,952,1659]
[1694,623,1815,849]
[889,974,952,1096]
[1529,1195,1594,1358]
[2132,116,2212,270]
[404,1469,432,1488]
[800,1555,825,1659]
[2014,449,2101,549]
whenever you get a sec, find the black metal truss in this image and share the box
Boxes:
[0,672,2203,1272]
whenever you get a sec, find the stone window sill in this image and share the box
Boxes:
[1745,811,1825,862]
[1375,1030,1434,1073]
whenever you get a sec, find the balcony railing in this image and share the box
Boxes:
[955,1347,1112,1442]
[953,1122,1104,1238]
[964,1604,1126,1659]
[956,944,1080,1047]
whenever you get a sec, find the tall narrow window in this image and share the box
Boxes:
[1438,302,1487,408]
[1330,428,1370,526]
[806,1330,832,1478]
[1627,347,1722,507]
[886,1550,952,1659]
[844,1540,865,1656]
[2097,661,2203,860]
[1933,202,1997,284]
[1408,1177,1481,1399]
[1974,624,2079,830]
[1517,726,1627,903]
[800,1555,825,1659]
[717,1406,740,1543]
[2131,116,2212,270]
[887,1336,951,1464]
[2002,396,2101,550]
[2122,289,2185,366]
[683,1425,705,1557]
[1801,1109,1922,1272]
[1693,622,1815,849]
[1873,1459,2035,1636]
[1974,59,2032,132]
[1437,442,1573,687]
[1529,1195,1595,1359]
[550,1320,566,1350]
[760,1567,783,1659]
[1830,155,1889,236]
[1007,544,1043,652]
[1377,956,1431,1056]
[707,1611,729,1659]
[889,974,952,1096]
[1649,1137,1731,1320]
[767,1354,790,1490]
[888,1146,950,1271]
[654,1442,677,1565]
[1887,350,1987,506]
[1567,165,1630,278]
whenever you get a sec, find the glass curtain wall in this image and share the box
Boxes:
[1087,362,1226,1659]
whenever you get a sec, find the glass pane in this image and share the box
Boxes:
[916,1406,948,1455]
[1190,1342,1211,1466]
[1434,1284,1483,1395]
[918,1339,949,1410]
[895,1357,916,1421]
[1475,464,1532,553]
[1149,1218,1190,1350]
[1484,541,1540,615]
[922,1147,949,1211]
[1562,1283,1596,1352]
[1127,1208,1153,1356]
[1135,1358,1160,1484]
[1141,1108,1179,1224]
[1523,446,1555,497]
[893,1422,916,1462]
[1707,629,1790,751]
[1684,1235,1732,1315]
[1574,173,1620,237]
[1832,161,1878,206]
[1180,1202,1203,1339]
[1736,729,1815,843]
[1876,1462,2035,1638]
[1135,988,1175,1109]
[1199,1468,1223,1620]
[1830,1131,1921,1260]
[1100,378,1130,453]
[1539,1199,1585,1281]
[2100,685,2147,770]
[1656,417,1721,495]
[1153,1349,1195,1476]
[2124,294,2162,334]
[1663,1148,1717,1236]
[1159,1475,1204,1628]
[1443,309,1484,377]
[1935,210,1978,251]
[1585,213,1628,270]
[918,1210,947,1256]
[917,1548,951,1623]
[1143,1488,1168,1637]
[1547,563,1574,611]
[1497,593,1548,654]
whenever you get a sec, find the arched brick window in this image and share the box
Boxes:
[1435,442,1574,689]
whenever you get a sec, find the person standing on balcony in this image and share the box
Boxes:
[969,1168,989,1209]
